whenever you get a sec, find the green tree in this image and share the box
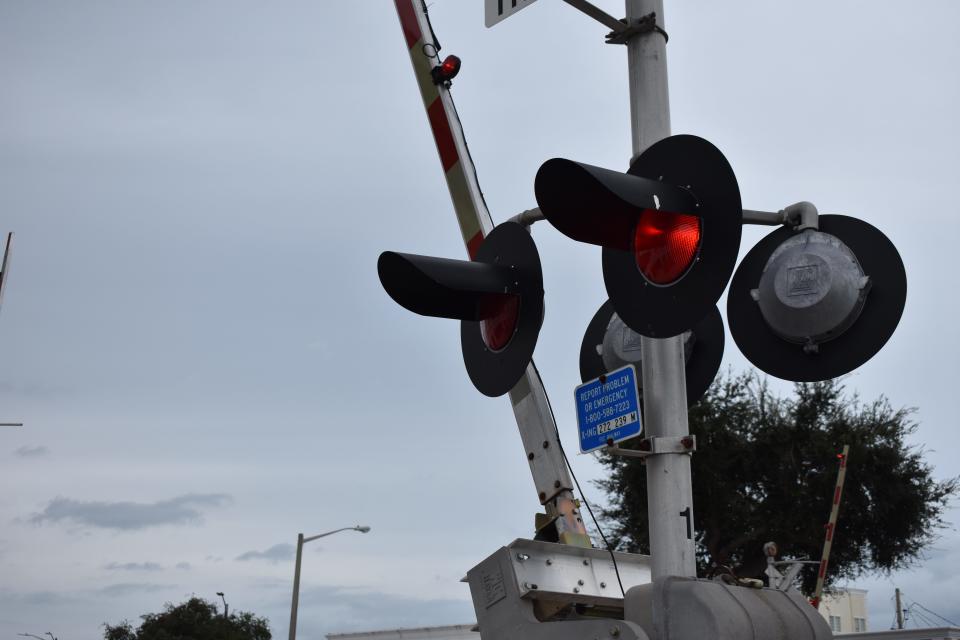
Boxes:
[598,371,958,593]
[103,596,271,640]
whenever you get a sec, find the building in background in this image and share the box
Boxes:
[838,629,960,639]
[328,625,476,640]
[820,588,869,633]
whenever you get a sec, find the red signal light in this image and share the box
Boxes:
[633,209,702,285]
[479,294,520,352]
[431,55,462,85]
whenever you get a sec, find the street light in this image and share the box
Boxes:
[288,525,371,640]
[216,591,228,618]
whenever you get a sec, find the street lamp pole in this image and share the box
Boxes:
[288,525,370,640]
[216,591,228,618]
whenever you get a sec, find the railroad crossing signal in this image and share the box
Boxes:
[534,134,742,338]
[728,215,906,382]
[579,300,724,407]
[378,221,544,397]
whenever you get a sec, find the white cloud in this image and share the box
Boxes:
[236,543,295,564]
[104,561,163,572]
[99,583,174,598]
[14,445,49,458]
[30,493,232,530]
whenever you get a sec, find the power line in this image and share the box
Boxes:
[912,601,959,628]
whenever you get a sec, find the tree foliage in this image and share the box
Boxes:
[103,596,271,640]
[598,371,958,593]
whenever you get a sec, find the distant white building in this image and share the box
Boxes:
[328,624,477,640]
[820,588,869,633]
[837,629,960,639]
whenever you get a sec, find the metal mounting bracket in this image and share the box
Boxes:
[560,0,628,34]
[558,1,669,46]
[606,12,669,45]
[606,435,696,458]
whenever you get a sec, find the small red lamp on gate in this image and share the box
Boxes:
[431,55,462,84]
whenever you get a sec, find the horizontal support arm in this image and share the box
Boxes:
[507,208,545,227]
[302,526,367,543]
[743,201,819,230]
[742,209,787,226]
[560,0,628,33]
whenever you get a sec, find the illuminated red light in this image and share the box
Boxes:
[633,209,702,284]
[431,55,462,84]
[479,294,520,351]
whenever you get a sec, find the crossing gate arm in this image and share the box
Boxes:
[392,1,588,544]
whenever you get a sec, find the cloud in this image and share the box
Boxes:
[30,493,232,530]
[175,561,191,570]
[104,561,163,571]
[99,583,173,597]
[235,543,294,564]
[14,445,49,458]
[0,588,81,607]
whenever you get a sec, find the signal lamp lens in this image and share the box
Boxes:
[479,293,520,352]
[431,55,462,84]
[633,209,702,284]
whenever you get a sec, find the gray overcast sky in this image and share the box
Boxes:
[1,1,959,637]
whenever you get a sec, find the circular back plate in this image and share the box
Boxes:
[580,300,724,406]
[728,215,906,382]
[603,134,742,338]
[461,222,544,397]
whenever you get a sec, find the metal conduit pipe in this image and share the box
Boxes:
[742,202,819,230]
[507,208,545,227]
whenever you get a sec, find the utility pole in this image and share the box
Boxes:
[289,533,305,640]
[625,0,697,579]
[895,587,905,629]
[288,525,370,640]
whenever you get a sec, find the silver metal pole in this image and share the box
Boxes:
[288,533,304,640]
[895,587,904,630]
[625,0,697,579]
[287,526,368,639]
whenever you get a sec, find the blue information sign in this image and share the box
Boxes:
[575,364,642,453]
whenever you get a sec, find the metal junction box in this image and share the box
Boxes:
[502,538,651,606]
[467,539,653,640]
[467,541,831,640]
